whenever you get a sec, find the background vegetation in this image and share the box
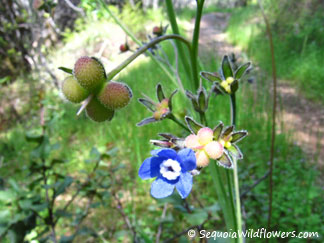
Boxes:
[0,0,323,242]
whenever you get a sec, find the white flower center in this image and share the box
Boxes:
[160,159,181,180]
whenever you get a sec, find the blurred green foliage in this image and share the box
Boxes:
[0,0,323,241]
[227,1,324,103]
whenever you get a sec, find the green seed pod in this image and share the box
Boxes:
[86,97,114,122]
[62,76,89,103]
[74,56,106,92]
[97,81,132,110]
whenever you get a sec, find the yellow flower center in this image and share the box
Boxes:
[220,77,234,94]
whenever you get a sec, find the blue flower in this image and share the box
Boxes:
[138,148,196,199]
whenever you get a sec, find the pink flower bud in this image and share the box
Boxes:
[204,141,224,160]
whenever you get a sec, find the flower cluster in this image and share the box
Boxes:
[137,84,177,126]
[201,55,251,95]
[185,118,247,169]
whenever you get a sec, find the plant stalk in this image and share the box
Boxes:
[107,34,191,80]
[230,93,243,242]
[97,0,176,84]
[191,0,205,90]
[165,0,193,85]
[258,0,277,237]
[168,114,191,133]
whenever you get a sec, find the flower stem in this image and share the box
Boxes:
[230,94,236,126]
[199,112,208,126]
[233,157,242,242]
[209,162,236,239]
[165,0,193,86]
[168,114,191,133]
[230,93,243,242]
[98,0,176,85]
[191,0,205,90]
[106,34,191,81]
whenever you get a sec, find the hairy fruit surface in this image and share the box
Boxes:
[86,97,114,122]
[98,81,132,110]
[74,56,106,92]
[62,76,89,103]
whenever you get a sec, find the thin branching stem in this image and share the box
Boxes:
[258,0,277,237]
[97,0,177,85]
[168,114,191,133]
[107,34,191,80]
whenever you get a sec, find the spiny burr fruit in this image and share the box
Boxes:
[86,97,114,122]
[74,56,106,92]
[97,81,132,110]
[62,76,89,103]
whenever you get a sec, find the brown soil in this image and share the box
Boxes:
[187,12,324,165]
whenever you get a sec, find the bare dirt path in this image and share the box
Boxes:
[188,13,324,165]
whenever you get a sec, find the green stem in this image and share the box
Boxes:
[233,157,242,241]
[230,93,243,242]
[199,112,208,126]
[98,0,176,85]
[106,34,191,80]
[226,170,237,232]
[209,162,236,236]
[230,94,237,126]
[165,0,192,86]
[168,114,191,133]
[191,0,205,90]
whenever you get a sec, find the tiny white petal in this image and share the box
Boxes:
[160,159,181,180]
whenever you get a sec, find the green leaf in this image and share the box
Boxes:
[30,203,48,212]
[85,147,100,163]
[230,79,239,93]
[231,130,248,143]
[138,98,155,112]
[8,179,21,193]
[213,122,224,140]
[221,55,233,79]
[25,131,43,144]
[55,210,72,218]
[54,177,73,197]
[227,144,243,159]
[0,190,16,203]
[168,89,178,111]
[200,71,222,82]
[19,200,33,210]
[198,88,207,112]
[137,117,157,126]
[0,209,11,224]
[0,76,10,84]
[185,209,208,225]
[234,62,251,79]
[51,159,66,166]
[222,126,234,139]
[185,116,203,134]
[217,151,233,169]
[156,83,165,102]
[185,90,195,100]
[58,67,73,74]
